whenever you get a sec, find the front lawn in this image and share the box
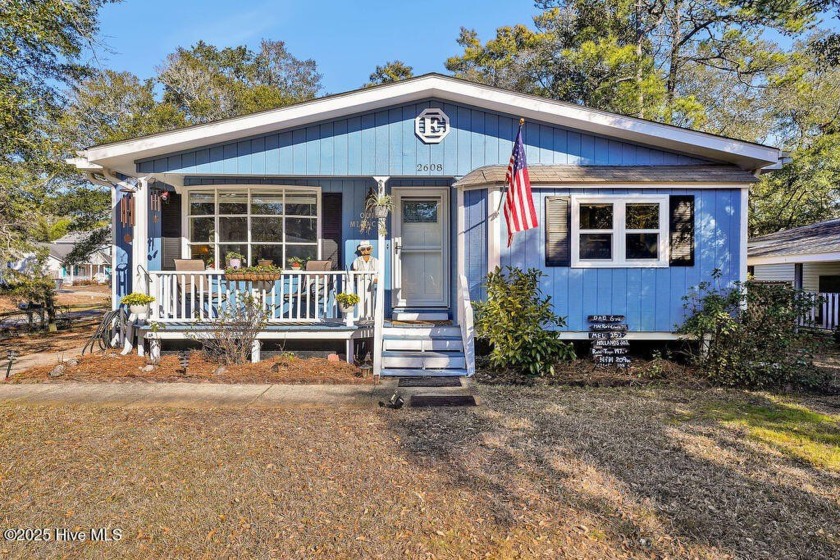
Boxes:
[0,386,837,558]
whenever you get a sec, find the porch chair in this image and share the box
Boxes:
[173,259,210,319]
[281,260,335,319]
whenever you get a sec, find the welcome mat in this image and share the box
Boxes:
[398,377,462,388]
[410,395,478,407]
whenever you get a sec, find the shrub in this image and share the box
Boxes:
[192,294,268,365]
[473,266,575,376]
[120,293,155,306]
[679,270,828,389]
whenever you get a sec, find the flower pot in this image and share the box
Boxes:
[373,206,389,219]
[339,303,356,315]
[228,258,242,269]
[129,304,148,318]
[258,259,273,267]
[290,264,301,271]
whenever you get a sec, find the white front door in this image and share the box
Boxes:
[392,188,449,308]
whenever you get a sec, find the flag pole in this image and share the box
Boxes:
[494,118,525,215]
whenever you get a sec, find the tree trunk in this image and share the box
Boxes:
[665,0,682,120]
[636,0,644,118]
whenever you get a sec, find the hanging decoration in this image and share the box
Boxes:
[150,190,162,212]
[119,193,135,227]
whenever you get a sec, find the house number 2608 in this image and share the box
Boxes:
[417,163,443,172]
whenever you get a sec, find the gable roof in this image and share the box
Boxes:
[70,73,780,175]
[454,164,758,188]
[748,218,840,263]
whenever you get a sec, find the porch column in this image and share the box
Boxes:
[372,176,389,377]
[487,187,503,273]
[132,177,150,295]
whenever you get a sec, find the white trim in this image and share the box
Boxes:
[456,187,465,292]
[73,75,779,173]
[748,252,840,265]
[570,194,669,268]
[391,187,450,308]
[487,187,502,273]
[111,187,118,310]
[133,178,150,293]
[181,185,321,267]
[740,189,748,284]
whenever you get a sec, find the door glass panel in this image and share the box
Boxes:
[403,201,438,223]
[189,217,214,243]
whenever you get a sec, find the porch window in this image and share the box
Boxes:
[187,187,320,268]
[570,196,668,268]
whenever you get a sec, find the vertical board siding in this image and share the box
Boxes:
[136,100,708,175]
[464,189,488,302]
[114,190,133,300]
[500,188,743,332]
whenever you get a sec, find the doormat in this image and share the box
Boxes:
[410,395,477,407]
[398,377,462,388]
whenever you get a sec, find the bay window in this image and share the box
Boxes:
[187,187,320,268]
[571,195,668,267]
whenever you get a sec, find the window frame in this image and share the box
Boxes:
[570,194,669,268]
[181,185,322,269]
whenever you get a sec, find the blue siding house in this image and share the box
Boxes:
[68,74,780,376]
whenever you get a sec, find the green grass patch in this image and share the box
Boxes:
[703,396,840,472]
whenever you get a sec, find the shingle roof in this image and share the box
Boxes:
[452,164,758,188]
[748,218,840,259]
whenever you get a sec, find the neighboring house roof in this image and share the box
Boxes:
[68,74,780,175]
[453,164,758,188]
[41,233,111,265]
[748,218,840,264]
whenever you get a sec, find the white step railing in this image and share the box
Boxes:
[801,292,840,330]
[456,273,476,376]
[147,270,376,324]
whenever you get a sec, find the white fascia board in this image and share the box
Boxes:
[458,182,753,190]
[748,253,840,265]
[76,75,780,172]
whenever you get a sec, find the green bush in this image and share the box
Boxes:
[473,267,575,376]
[679,270,828,390]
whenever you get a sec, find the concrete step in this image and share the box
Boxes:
[380,368,469,377]
[382,336,463,352]
[382,351,466,370]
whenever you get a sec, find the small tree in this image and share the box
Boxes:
[6,256,58,331]
[193,294,268,364]
[679,270,828,389]
[473,266,575,376]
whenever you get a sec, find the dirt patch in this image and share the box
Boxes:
[8,350,371,385]
[475,356,706,388]
[54,283,110,307]
[0,317,99,357]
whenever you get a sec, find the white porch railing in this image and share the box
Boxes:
[801,292,840,330]
[147,270,376,324]
[456,273,476,376]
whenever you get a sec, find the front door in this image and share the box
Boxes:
[392,188,449,309]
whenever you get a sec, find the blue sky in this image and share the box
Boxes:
[90,0,539,93]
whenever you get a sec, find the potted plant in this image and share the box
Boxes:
[121,292,155,318]
[361,193,393,235]
[336,292,360,314]
[258,258,273,267]
[288,256,305,270]
[226,251,245,269]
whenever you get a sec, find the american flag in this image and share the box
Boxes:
[504,123,538,246]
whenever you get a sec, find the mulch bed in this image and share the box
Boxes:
[474,356,709,388]
[8,350,372,385]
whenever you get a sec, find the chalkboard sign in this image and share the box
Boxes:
[589,315,631,367]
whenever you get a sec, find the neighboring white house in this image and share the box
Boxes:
[748,218,840,329]
[42,232,111,285]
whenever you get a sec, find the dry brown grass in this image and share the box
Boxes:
[0,386,837,559]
